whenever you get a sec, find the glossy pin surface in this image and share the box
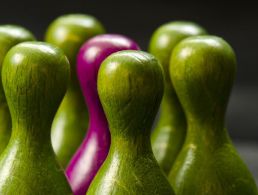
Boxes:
[149,21,207,174]
[87,50,175,195]
[0,42,72,194]
[0,25,35,153]
[67,34,139,195]
[45,14,105,167]
[168,36,258,195]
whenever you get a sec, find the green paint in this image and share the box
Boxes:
[87,50,175,195]
[149,21,207,174]
[0,25,35,153]
[0,42,72,194]
[45,14,105,167]
[168,35,258,195]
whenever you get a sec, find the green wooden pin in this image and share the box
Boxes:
[45,14,105,167]
[168,35,258,195]
[87,50,175,195]
[149,21,207,174]
[0,25,35,153]
[0,42,72,194]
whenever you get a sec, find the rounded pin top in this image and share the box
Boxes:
[2,42,70,127]
[77,34,140,114]
[0,24,36,72]
[0,25,35,48]
[98,50,164,136]
[0,25,35,101]
[45,14,105,64]
[170,35,236,120]
[0,24,35,43]
[149,21,207,80]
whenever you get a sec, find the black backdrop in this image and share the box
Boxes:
[0,0,257,140]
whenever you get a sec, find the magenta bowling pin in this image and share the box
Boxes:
[66,34,140,195]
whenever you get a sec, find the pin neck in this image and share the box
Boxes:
[82,70,108,134]
[64,60,85,110]
[7,123,52,155]
[0,50,8,104]
[0,89,5,104]
[110,134,152,155]
[87,98,108,135]
[159,83,185,125]
[185,116,230,147]
[68,63,82,91]
[12,118,51,136]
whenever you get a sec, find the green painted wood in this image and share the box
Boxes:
[45,14,105,167]
[149,21,207,174]
[168,35,258,195]
[0,42,72,194]
[0,25,35,154]
[87,50,175,195]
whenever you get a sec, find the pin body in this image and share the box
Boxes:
[0,42,72,194]
[67,34,139,195]
[45,14,105,167]
[0,25,35,153]
[149,21,207,174]
[168,36,258,195]
[87,50,175,195]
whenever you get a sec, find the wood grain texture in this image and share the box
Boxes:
[45,14,105,167]
[87,50,175,195]
[0,42,72,194]
[168,35,258,195]
[149,21,207,174]
[67,34,139,195]
[0,25,35,154]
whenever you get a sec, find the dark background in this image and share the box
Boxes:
[0,0,257,141]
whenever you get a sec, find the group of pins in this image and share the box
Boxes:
[0,13,257,195]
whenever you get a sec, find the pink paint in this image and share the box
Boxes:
[66,34,140,195]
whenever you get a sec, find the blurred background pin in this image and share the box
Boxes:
[149,21,207,174]
[45,14,105,167]
[0,25,35,154]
